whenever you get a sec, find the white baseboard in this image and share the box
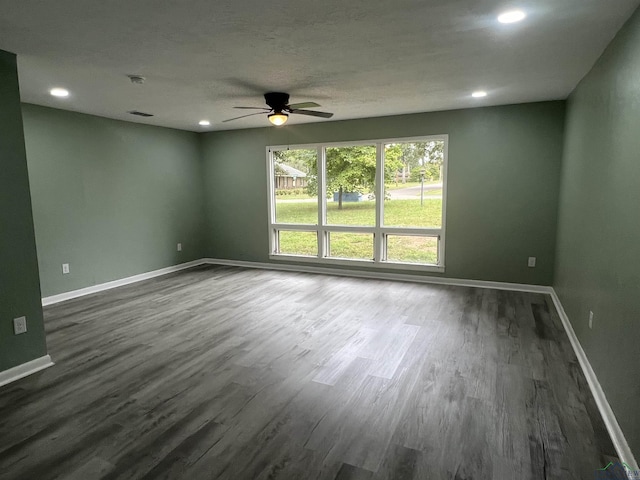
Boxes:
[0,355,54,388]
[41,256,552,306]
[203,257,554,294]
[41,259,207,306]
[550,289,638,470]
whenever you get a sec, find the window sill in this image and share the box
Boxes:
[269,254,445,273]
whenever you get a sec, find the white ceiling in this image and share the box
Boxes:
[0,0,638,132]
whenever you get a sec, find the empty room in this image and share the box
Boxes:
[1,0,639,479]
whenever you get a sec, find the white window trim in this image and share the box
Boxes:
[266,135,448,272]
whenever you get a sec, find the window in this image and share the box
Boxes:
[267,136,448,271]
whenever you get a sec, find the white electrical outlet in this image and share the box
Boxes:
[62,263,70,274]
[528,257,536,268]
[589,311,594,329]
[177,243,182,252]
[13,316,27,335]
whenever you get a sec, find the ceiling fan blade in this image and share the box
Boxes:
[222,112,266,122]
[233,106,270,110]
[288,102,320,109]
[290,109,334,118]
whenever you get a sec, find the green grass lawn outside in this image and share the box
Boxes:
[275,199,442,227]
[276,199,441,263]
[387,235,438,263]
[274,182,441,200]
[275,192,317,200]
[278,230,438,264]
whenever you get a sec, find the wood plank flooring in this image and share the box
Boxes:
[0,265,617,479]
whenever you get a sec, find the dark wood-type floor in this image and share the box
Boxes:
[0,265,617,479]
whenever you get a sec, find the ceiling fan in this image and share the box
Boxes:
[223,92,333,126]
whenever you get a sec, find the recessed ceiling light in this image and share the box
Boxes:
[50,88,69,98]
[498,10,526,24]
[199,120,211,126]
[472,91,488,98]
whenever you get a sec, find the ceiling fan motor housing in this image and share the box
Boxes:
[264,92,290,111]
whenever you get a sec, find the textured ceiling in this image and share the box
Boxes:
[0,0,638,131]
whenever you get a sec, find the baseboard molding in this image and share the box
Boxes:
[550,289,638,470]
[41,259,207,306]
[0,355,54,388]
[41,257,552,306]
[204,257,553,294]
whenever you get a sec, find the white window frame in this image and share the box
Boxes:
[266,135,448,272]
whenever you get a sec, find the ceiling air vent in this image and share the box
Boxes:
[127,110,154,117]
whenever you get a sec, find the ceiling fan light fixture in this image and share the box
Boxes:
[224,92,332,124]
[268,112,289,126]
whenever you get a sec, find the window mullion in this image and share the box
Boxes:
[317,145,326,258]
[266,147,277,254]
[374,143,384,263]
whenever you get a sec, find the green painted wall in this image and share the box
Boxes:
[555,8,640,455]
[0,51,48,371]
[201,102,565,285]
[22,104,206,297]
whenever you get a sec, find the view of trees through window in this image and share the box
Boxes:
[270,137,446,266]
